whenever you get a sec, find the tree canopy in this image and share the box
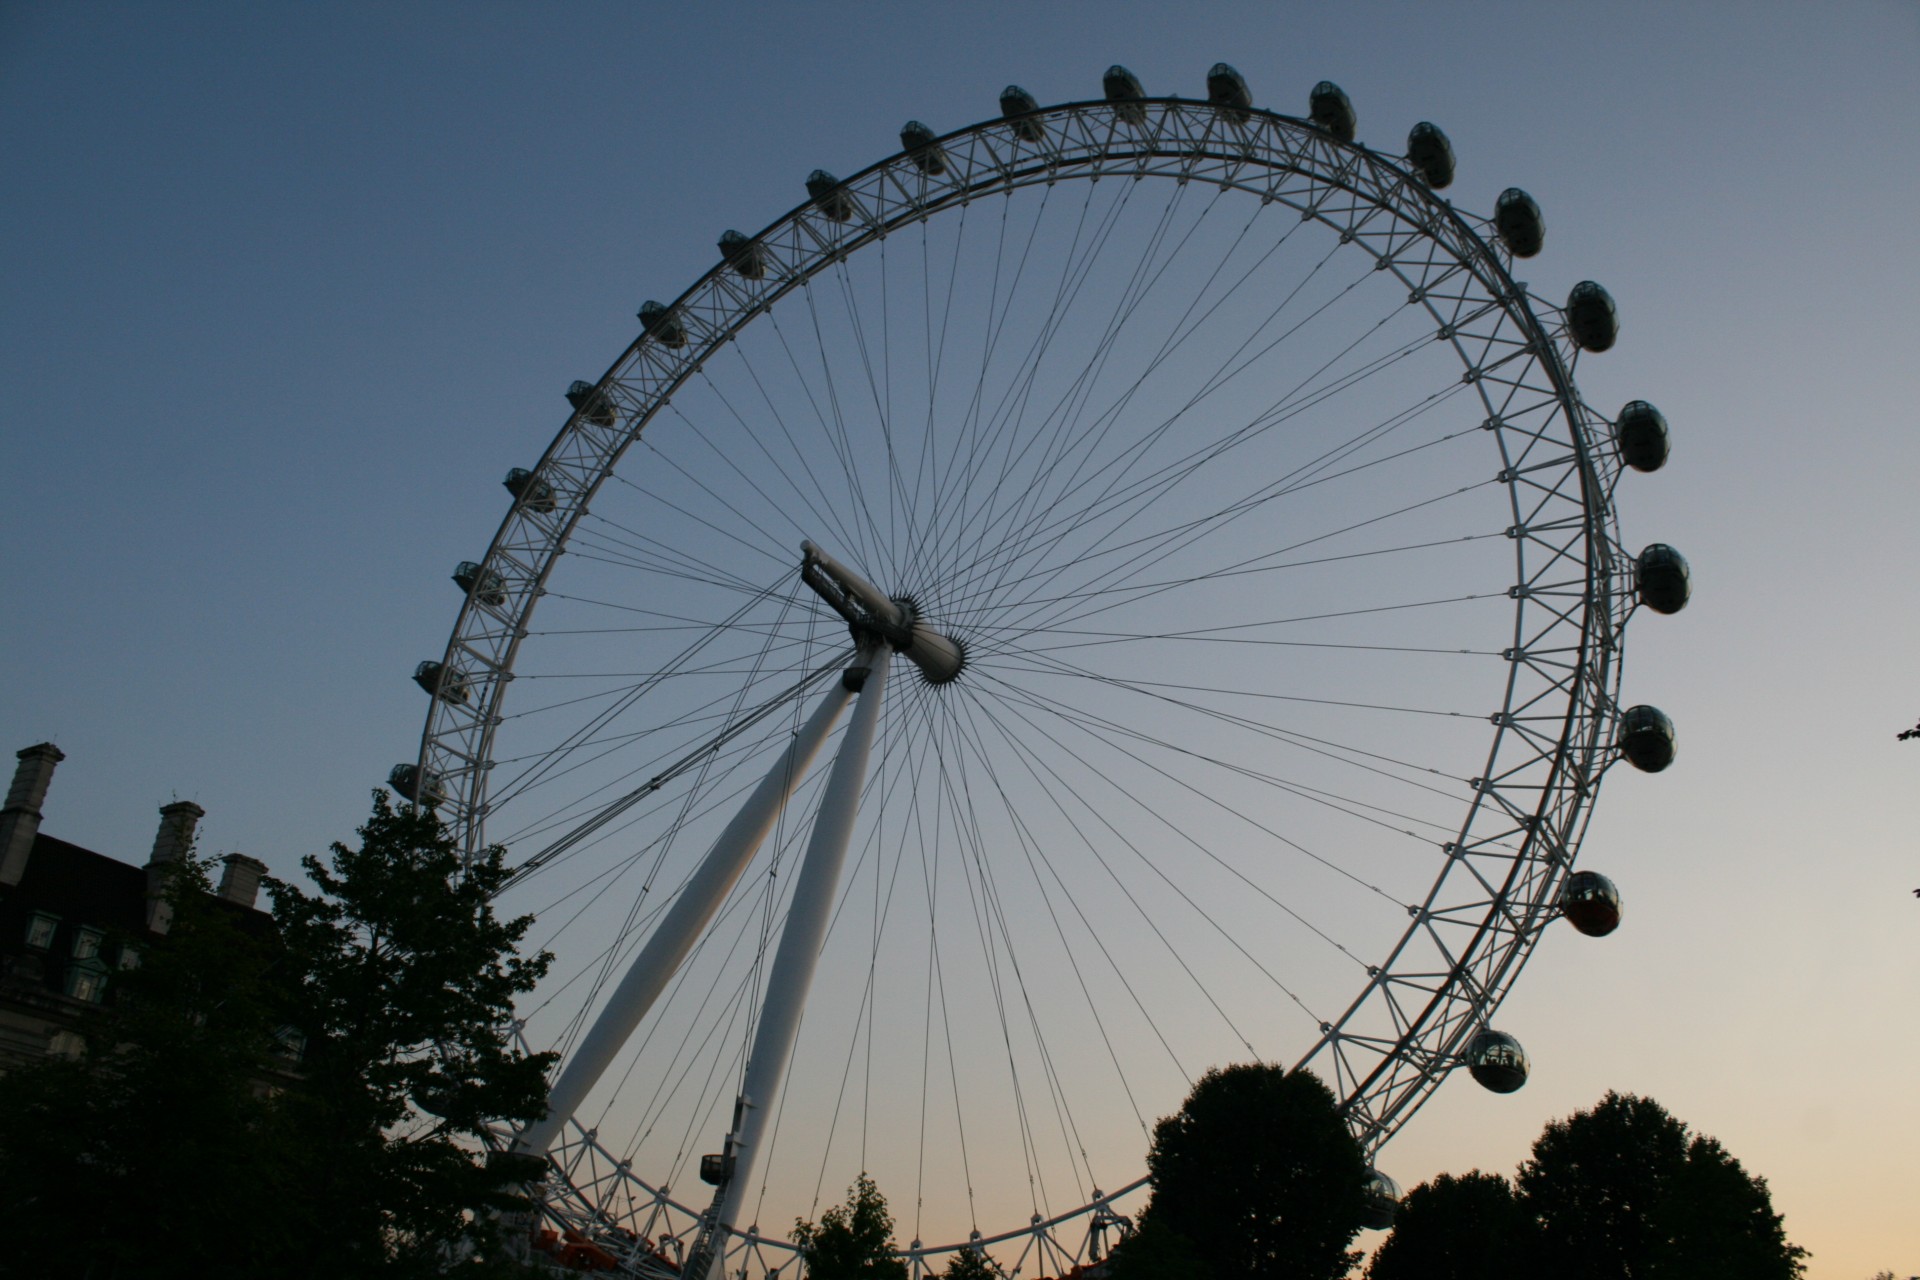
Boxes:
[1109,1063,1368,1280]
[1366,1091,1807,1280]
[791,1172,910,1280]
[0,792,555,1278]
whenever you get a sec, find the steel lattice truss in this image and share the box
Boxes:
[420,94,1639,1272]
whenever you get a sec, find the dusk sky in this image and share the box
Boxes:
[4,4,1917,1276]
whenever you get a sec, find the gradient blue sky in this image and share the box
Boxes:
[4,3,1917,1275]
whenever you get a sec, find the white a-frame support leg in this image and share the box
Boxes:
[707,644,894,1263]
[514,664,861,1161]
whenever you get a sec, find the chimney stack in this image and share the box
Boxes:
[144,800,205,933]
[0,743,65,888]
[216,853,268,910]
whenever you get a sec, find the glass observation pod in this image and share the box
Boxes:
[452,560,506,608]
[899,121,949,176]
[1206,63,1252,120]
[1103,65,1147,125]
[805,169,855,223]
[1618,704,1677,772]
[1615,400,1671,473]
[503,467,556,513]
[998,85,1043,140]
[637,301,686,349]
[1309,80,1357,143]
[718,230,766,281]
[1567,281,1619,352]
[1465,1030,1530,1094]
[564,380,617,428]
[386,763,447,808]
[412,660,469,706]
[1406,121,1455,189]
[1561,869,1623,937]
[1636,543,1692,614]
[1362,1168,1403,1230]
[1494,188,1544,258]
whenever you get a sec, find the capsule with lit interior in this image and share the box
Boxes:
[1615,400,1670,473]
[1362,1168,1402,1230]
[565,380,617,428]
[452,560,506,608]
[718,230,766,280]
[1405,122,1454,189]
[412,660,470,706]
[1561,870,1622,938]
[1635,543,1691,614]
[1494,188,1544,258]
[387,763,447,808]
[1618,704,1676,773]
[1207,63,1252,121]
[1309,81,1356,143]
[1000,85,1043,141]
[806,169,855,222]
[1567,281,1618,352]
[900,121,949,176]
[1103,65,1147,126]
[1465,1029,1529,1094]
[503,467,556,513]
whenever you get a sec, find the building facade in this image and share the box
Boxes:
[0,743,271,1069]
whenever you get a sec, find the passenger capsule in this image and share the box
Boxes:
[452,560,506,608]
[718,230,766,280]
[412,660,470,706]
[1615,400,1671,473]
[1635,542,1691,614]
[387,763,447,808]
[1206,63,1252,121]
[1561,870,1622,938]
[503,467,556,513]
[1566,281,1618,352]
[1465,1029,1530,1094]
[1618,704,1676,773]
[1406,122,1455,189]
[805,169,855,222]
[637,301,686,349]
[1000,85,1043,141]
[1362,1168,1402,1230]
[1309,81,1356,143]
[565,380,617,428]
[900,121,949,176]
[1103,65,1147,126]
[1493,188,1544,258]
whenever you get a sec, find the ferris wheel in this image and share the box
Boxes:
[399,63,1689,1278]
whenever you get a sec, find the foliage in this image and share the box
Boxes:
[0,851,296,1278]
[1518,1091,1807,1280]
[938,1244,1000,1279]
[1137,1063,1367,1280]
[0,793,556,1278]
[791,1172,909,1280]
[1102,1215,1213,1280]
[1364,1170,1534,1280]
[1898,720,1918,741]
[268,791,555,1271]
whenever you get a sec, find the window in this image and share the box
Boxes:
[25,912,58,949]
[273,1025,308,1062]
[66,970,105,1003]
[72,928,103,961]
[47,1029,85,1059]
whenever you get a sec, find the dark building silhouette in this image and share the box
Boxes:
[0,743,270,1068]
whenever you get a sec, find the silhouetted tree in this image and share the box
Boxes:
[938,1244,1000,1278]
[791,1173,909,1280]
[1365,1170,1535,1280]
[1103,1215,1212,1280]
[0,793,556,1278]
[1519,1092,1807,1280]
[1128,1063,1368,1280]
